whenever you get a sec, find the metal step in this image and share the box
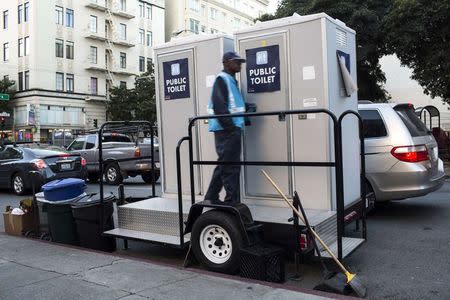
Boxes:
[117,197,191,237]
[103,228,190,246]
[318,237,365,259]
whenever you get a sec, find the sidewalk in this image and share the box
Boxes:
[0,234,346,300]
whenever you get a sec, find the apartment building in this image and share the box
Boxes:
[165,0,269,40]
[0,0,164,142]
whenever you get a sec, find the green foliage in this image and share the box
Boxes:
[0,77,15,113]
[384,0,450,103]
[107,63,157,123]
[258,0,393,102]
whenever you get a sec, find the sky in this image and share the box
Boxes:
[267,0,279,14]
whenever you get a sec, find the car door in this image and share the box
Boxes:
[82,135,98,172]
[0,148,23,186]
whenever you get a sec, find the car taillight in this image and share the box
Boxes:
[81,157,87,167]
[391,145,429,162]
[32,159,47,169]
[134,147,141,157]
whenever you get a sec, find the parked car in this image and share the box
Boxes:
[0,144,87,195]
[358,102,445,203]
[67,133,160,185]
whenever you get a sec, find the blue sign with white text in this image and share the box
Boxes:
[246,45,280,93]
[163,58,190,100]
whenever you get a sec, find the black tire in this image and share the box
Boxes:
[11,173,27,195]
[141,171,160,184]
[191,210,244,274]
[87,173,99,183]
[104,163,123,185]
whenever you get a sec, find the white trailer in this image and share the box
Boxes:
[103,14,367,274]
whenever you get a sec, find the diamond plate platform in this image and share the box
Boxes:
[318,237,365,259]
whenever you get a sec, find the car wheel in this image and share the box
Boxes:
[141,171,160,184]
[12,173,27,196]
[104,163,123,185]
[191,210,244,274]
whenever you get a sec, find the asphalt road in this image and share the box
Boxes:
[0,179,449,299]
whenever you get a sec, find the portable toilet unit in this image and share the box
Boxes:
[153,34,234,197]
[234,13,361,212]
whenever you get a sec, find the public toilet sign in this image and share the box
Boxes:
[0,112,10,117]
[163,58,190,100]
[246,45,280,93]
[0,94,9,101]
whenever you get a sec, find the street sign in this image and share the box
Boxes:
[0,112,10,117]
[0,94,9,101]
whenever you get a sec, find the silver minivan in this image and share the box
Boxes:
[359,103,445,202]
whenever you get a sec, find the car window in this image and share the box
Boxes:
[68,137,86,150]
[85,135,96,150]
[103,134,131,143]
[394,106,430,137]
[0,148,22,160]
[359,110,388,138]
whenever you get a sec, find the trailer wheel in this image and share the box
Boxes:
[191,210,244,274]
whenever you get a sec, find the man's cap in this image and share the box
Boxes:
[222,51,246,63]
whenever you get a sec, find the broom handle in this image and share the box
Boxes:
[261,170,349,275]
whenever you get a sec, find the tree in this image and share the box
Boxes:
[258,0,393,102]
[0,77,15,114]
[384,0,450,104]
[107,63,157,123]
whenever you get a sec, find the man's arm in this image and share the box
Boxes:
[211,77,235,130]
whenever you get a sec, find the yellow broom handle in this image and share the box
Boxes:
[261,170,349,275]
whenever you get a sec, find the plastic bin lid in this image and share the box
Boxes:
[36,192,88,205]
[71,193,116,208]
[42,178,86,191]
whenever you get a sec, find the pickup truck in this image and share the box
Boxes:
[67,133,160,185]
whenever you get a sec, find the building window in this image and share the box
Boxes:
[120,81,127,88]
[3,11,8,29]
[189,18,199,34]
[66,74,74,92]
[55,39,64,58]
[18,72,23,91]
[146,31,152,46]
[90,77,98,95]
[201,5,206,17]
[221,12,226,22]
[119,23,126,40]
[24,71,29,90]
[90,46,97,64]
[233,17,241,28]
[139,29,145,45]
[55,6,63,25]
[120,52,126,69]
[66,41,74,59]
[120,0,126,11]
[90,16,97,33]
[139,56,145,72]
[190,0,200,13]
[139,3,144,17]
[3,43,9,61]
[210,8,218,20]
[18,5,23,24]
[18,38,24,57]
[66,9,74,28]
[146,4,152,19]
[56,72,64,91]
[147,58,152,72]
[24,36,29,56]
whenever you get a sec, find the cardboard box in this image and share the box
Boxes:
[3,208,35,236]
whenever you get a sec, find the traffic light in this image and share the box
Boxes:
[93,119,98,128]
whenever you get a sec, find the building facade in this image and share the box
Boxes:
[380,55,450,131]
[0,0,165,142]
[165,0,269,41]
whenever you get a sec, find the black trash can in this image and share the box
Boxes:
[71,194,116,252]
[45,202,79,245]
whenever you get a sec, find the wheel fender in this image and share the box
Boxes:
[184,201,251,245]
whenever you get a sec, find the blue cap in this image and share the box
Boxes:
[222,51,246,63]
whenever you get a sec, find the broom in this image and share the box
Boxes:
[261,170,367,298]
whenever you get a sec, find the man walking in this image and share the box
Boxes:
[204,51,246,204]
